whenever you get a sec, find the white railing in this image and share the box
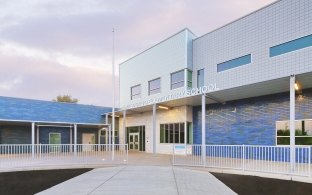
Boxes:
[0,144,128,170]
[172,144,311,177]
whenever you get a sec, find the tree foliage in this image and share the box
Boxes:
[53,95,79,103]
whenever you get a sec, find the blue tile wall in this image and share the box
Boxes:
[0,96,112,124]
[193,88,312,145]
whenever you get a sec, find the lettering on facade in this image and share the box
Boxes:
[124,83,219,109]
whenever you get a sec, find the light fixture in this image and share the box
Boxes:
[231,107,237,113]
[294,82,299,91]
[206,110,213,116]
[158,105,169,110]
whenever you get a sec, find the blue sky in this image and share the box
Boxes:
[0,0,275,106]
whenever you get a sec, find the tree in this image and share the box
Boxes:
[53,95,79,103]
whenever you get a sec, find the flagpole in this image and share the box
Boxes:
[112,28,115,160]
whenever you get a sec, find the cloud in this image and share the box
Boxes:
[0,0,275,106]
[0,54,117,106]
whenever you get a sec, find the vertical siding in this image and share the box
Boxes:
[0,125,31,144]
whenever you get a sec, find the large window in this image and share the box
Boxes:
[171,70,184,89]
[149,78,161,95]
[160,122,192,144]
[217,54,251,72]
[276,119,312,145]
[131,84,141,100]
[187,70,192,88]
[270,34,312,57]
[197,69,204,88]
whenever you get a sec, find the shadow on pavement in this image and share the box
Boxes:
[212,172,312,195]
[0,169,92,195]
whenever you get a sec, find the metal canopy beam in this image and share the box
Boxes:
[205,94,225,104]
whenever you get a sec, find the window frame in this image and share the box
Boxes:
[148,77,161,95]
[270,34,312,57]
[170,70,185,90]
[276,119,312,146]
[187,70,192,88]
[130,84,141,100]
[160,122,192,144]
[217,54,252,72]
[197,69,204,88]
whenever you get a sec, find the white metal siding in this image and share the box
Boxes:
[193,0,312,91]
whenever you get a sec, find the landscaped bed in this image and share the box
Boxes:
[0,168,92,195]
[212,172,312,195]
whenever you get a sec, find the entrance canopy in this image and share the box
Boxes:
[114,72,312,114]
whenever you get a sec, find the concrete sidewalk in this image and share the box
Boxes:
[37,166,237,195]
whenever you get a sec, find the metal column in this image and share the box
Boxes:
[36,125,39,144]
[184,121,187,146]
[152,104,157,155]
[31,122,35,158]
[123,110,127,144]
[202,94,206,166]
[74,124,77,156]
[108,115,111,145]
[290,75,296,172]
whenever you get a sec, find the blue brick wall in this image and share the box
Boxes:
[193,88,312,145]
[0,96,111,124]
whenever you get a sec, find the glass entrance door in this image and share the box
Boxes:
[129,133,139,151]
[49,133,61,152]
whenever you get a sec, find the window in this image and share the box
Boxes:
[197,69,204,88]
[160,122,192,144]
[270,34,312,57]
[131,85,141,100]
[276,119,312,145]
[149,78,161,95]
[187,70,192,88]
[217,54,251,72]
[171,70,184,89]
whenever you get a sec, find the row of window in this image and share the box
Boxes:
[131,69,193,100]
[217,33,312,72]
[131,34,312,100]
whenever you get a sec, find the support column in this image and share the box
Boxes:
[184,121,187,146]
[74,124,77,156]
[152,104,157,156]
[31,122,35,158]
[36,125,39,144]
[201,94,206,166]
[108,116,111,145]
[123,110,127,144]
[290,75,296,172]
[105,113,109,124]
[70,126,72,145]
[70,126,72,152]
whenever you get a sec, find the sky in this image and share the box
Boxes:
[0,0,275,107]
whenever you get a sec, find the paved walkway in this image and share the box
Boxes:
[37,166,237,195]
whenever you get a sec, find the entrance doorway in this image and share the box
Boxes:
[129,133,139,151]
[126,126,145,151]
[49,133,61,152]
[99,128,108,144]
[82,133,95,151]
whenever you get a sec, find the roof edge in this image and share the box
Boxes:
[120,28,197,66]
